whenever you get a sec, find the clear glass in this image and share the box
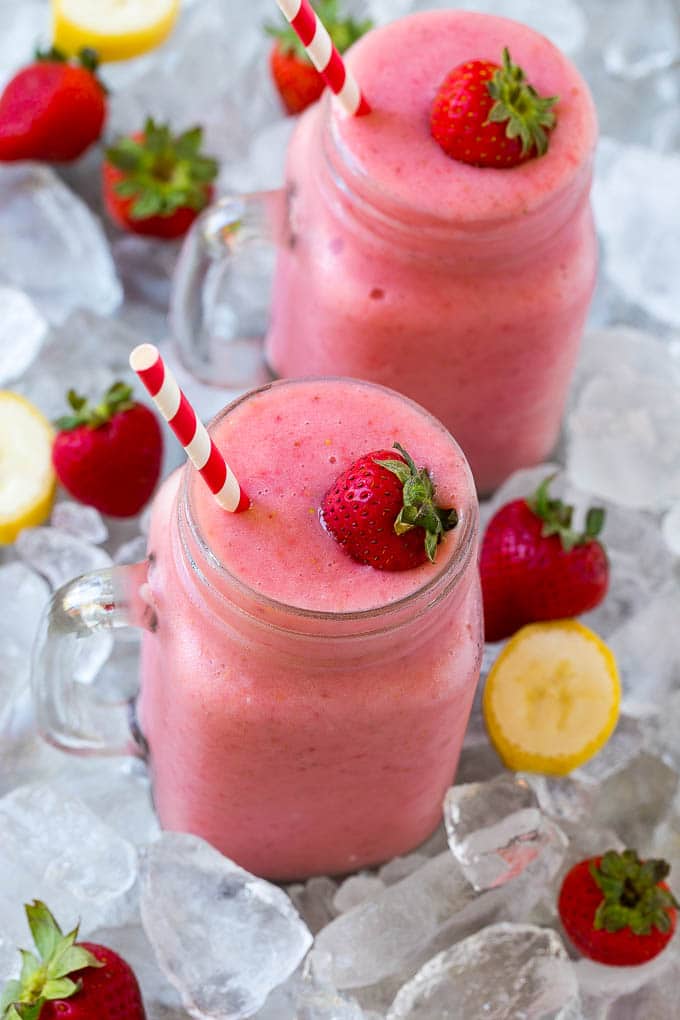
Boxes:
[32,381,483,881]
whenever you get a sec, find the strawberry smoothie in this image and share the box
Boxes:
[138,378,482,879]
[265,10,598,493]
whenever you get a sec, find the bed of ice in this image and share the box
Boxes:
[1,0,679,1017]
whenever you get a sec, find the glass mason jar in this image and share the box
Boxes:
[33,379,483,881]
[170,10,598,494]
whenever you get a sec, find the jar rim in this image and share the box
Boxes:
[180,377,479,629]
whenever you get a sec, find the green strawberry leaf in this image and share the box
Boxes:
[25,903,63,963]
[55,382,135,433]
[527,474,606,552]
[106,118,218,220]
[42,978,80,1000]
[19,954,41,986]
[486,47,558,158]
[47,946,101,980]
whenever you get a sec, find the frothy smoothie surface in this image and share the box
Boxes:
[336,10,597,224]
[189,380,474,613]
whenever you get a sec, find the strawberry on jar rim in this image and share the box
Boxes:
[103,119,218,240]
[267,0,372,116]
[0,47,106,163]
[320,442,458,571]
[558,849,679,967]
[480,474,609,642]
[430,47,558,168]
[52,381,163,518]
[0,900,146,1019]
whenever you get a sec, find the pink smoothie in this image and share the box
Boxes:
[139,379,482,879]
[265,10,598,493]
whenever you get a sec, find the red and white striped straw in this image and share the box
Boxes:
[129,344,249,514]
[275,0,371,116]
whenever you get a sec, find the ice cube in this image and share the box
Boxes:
[662,502,680,555]
[51,502,109,545]
[114,536,150,566]
[0,164,122,324]
[444,775,552,890]
[604,0,680,79]
[16,526,113,590]
[0,286,48,385]
[600,954,680,1018]
[313,841,565,992]
[0,563,50,733]
[379,854,430,886]
[574,946,680,1005]
[0,1,50,89]
[0,784,138,942]
[593,141,680,328]
[334,875,387,914]
[140,832,313,1020]
[588,752,679,851]
[286,877,339,935]
[524,774,595,825]
[608,593,680,712]
[17,310,140,422]
[255,967,371,1020]
[387,923,580,1020]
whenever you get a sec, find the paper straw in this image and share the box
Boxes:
[130,344,250,514]
[275,0,371,116]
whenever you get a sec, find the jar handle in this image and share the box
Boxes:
[32,562,154,758]
[170,190,288,388]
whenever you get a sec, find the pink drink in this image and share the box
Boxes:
[139,378,482,879]
[266,10,598,494]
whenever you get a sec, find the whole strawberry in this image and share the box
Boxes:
[558,850,678,967]
[103,119,218,240]
[53,382,162,518]
[0,47,106,163]
[430,47,558,168]
[321,442,457,571]
[0,900,146,1019]
[267,0,372,115]
[480,475,608,642]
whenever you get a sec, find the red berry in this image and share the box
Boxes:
[267,1,372,116]
[41,943,146,1020]
[103,120,217,241]
[558,851,678,967]
[269,42,325,116]
[0,50,106,163]
[430,47,557,168]
[1,901,146,1020]
[480,476,609,642]
[320,444,457,572]
[52,383,163,518]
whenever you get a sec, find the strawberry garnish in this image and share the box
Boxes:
[320,442,457,571]
[480,474,609,642]
[267,0,371,115]
[430,47,558,168]
[0,901,146,1019]
[0,47,106,163]
[558,850,679,967]
[103,119,218,240]
[52,382,163,518]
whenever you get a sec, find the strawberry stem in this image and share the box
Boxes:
[526,475,605,553]
[55,382,135,432]
[374,443,458,563]
[486,47,558,157]
[590,850,679,936]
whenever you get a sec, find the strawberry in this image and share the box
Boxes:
[430,47,558,168]
[558,850,679,967]
[52,382,163,518]
[0,47,106,163]
[103,119,218,240]
[0,900,146,1019]
[267,0,372,115]
[480,475,609,642]
[320,442,457,571]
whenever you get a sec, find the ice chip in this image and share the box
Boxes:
[0,286,48,385]
[140,833,313,1020]
[662,502,680,556]
[51,501,109,545]
[608,592,680,712]
[0,784,138,942]
[444,775,548,890]
[16,526,113,590]
[604,0,680,79]
[0,563,50,733]
[334,875,387,914]
[387,923,580,1020]
[0,164,122,324]
[593,141,680,328]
